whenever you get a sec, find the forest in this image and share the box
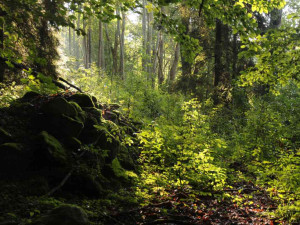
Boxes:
[0,0,299,224]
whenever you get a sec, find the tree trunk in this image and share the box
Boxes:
[76,10,81,67]
[146,10,153,80]
[142,0,147,72]
[169,43,180,82]
[0,8,5,82]
[158,31,164,85]
[112,9,120,75]
[232,33,238,79]
[83,19,88,68]
[214,19,222,87]
[213,19,223,104]
[98,18,105,70]
[72,21,75,56]
[104,23,114,74]
[269,9,282,29]
[179,10,192,77]
[119,11,125,79]
[69,27,72,55]
[152,31,160,87]
[87,16,92,68]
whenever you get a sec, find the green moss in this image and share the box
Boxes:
[112,158,128,179]
[0,143,22,151]
[31,204,89,225]
[41,97,78,117]
[60,115,84,138]
[69,94,95,108]
[69,101,83,112]
[38,131,67,164]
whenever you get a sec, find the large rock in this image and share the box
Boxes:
[36,131,67,165]
[32,205,89,225]
[19,91,42,102]
[0,143,29,177]
[68,93,95,108]
[0,127,12,144]
[41,97,78,117]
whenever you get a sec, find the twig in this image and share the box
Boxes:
[46,168,74,196]
[45,151,86,196]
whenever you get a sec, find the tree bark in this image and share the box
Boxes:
[83,19,88,68]
[0,8,5,82]
[119,11,125,79]
[169,43,180,82]
[142,0,147,72]
[158,30,164,85]
[98,18,105,70]
[232,33,238,79]
[112,9,120,75]
[214,19,222,87]
[146,9,153,80]
[152,31,160,87]
[68,26,71,55]
[76,10,81,67]
[87,16,92,68]
[179,8,192,77]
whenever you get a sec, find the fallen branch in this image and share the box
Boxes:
[0,56,81,92]
[58,77,83,93]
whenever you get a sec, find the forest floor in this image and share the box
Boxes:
[105,181,286,225]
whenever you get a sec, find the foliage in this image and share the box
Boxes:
[239,20,300,91]
[137,99,227,198]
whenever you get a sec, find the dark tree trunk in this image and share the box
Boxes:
[169,43,180,82]
[0,8,5,82]
[180,15,192,77]
[214,19,222,87]
[232,33,238,79]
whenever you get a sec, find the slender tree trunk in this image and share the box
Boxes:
[213,19,223,104]
[98,18,105,70]
[69,27,72,55]
[0,13,4,82]
[169,43,180,82]
[152,31,160,87]
[158,31,164,85]
[76,10,81,67]
[146,10,153,80]
[119,11,125,79]
[214,19,222,87]
[112,9,120,75]
[232,33,238,79]
[142,0,147,72]
[87,16,92,68]
[83,19,88,68]
[104,23,114,74]
[72,22,75,56]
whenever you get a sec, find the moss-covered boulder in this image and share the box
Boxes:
[59,115,84,138]
[0,127,12,144]
[63,137,82,150]
[19,91,42,102]
[82,107,103,123]
[0,143,29,177]
[31,205,89,225]
[68,93,95,108]
[41,97,78,117]
[36,131,67,165]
